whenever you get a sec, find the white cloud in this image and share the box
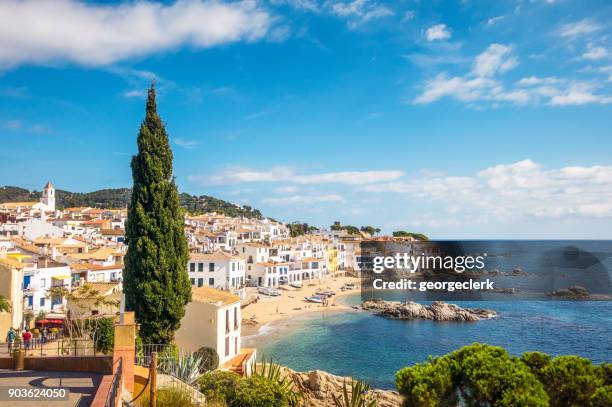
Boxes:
[582,44,609,60]
[472,44,517,77]
[262,194,344,205]
[331,0,393,28]
[414,44,612,106]
[515,76,565,86]
[414,73,497,104]
[189,167,404,185]
[549,82,612,106]
[0,0,273,68]
[486,16,505,26]
[559,19,601,38]
[425,24,451,41]
[361,159,612,219]
[174,138,200,149]
[122,90,146,98]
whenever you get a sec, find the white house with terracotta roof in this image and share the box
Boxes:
[188,251,246,299]
[175,287,256,375]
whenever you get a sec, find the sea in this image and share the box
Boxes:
[245,241,612,390]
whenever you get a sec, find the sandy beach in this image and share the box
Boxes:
[241,276,360,336]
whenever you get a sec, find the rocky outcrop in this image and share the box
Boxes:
[361,299,496,322]
[546,285,590,300]
[283,368,403,407]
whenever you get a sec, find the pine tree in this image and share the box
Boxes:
[123,84,191,344]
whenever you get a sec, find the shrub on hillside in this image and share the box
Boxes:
[199,371,241,403]
[233,375,290,407]
[397,344,612,407]
[395,356,456,407]
[396,343,548,407]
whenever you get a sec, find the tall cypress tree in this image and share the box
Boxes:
[124,84,191,344]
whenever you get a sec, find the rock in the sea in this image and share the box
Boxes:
[361,299,496,322]
[546,285,590,300]
[283,367,403,407]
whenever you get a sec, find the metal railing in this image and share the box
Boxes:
[0,332,63,356]
[0,336,97,357]
[134,345,207,406]
[105,357,122,407]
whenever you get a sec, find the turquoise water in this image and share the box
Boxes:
[245,295,612,389]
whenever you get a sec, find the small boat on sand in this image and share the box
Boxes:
[258,287,281,296]
[304,295,324,303]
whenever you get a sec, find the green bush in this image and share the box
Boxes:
[396,344,548,407]
[91,317,115,354]
[395,356,456,407]
[397,344,612,407]
[233,375,290,407]
[199,371,241,403]
[590,385,612,407]
[451,344,548,407]
[538,355,604,407]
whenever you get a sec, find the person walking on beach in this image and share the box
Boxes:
[6,327,16,353]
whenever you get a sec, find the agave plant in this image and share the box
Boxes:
[251,357,303,406]
[164,351,205,385]
[332,379,378,407]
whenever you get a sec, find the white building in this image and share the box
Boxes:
[41,181,55,212]
[188,252,246,298]
[176,287,256,375]
[236,242,270,264]
[22,260,71,313]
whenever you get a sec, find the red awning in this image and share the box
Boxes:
[37,319,64,325]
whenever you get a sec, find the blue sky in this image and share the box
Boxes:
[1,0,612,238]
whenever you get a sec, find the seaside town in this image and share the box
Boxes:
[0,179,407,406]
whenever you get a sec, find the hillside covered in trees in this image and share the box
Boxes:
[0,186,264,219]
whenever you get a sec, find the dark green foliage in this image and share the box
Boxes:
[123,85,191,344]
[287,222,318,237]
[88,317,114,354]
[360,226,380,236]
[330,222,361,235]
[0,186,39,203]
[199,360,302,407]
[396,343,548,407]
[251,358,302,406]
[233,375,290,407]
[395,356,456,407]
[195,346,219,371]
[521,351,552,375]
[397,344,612,407]
[536,355,604,407]
[450,344,548,406]
[392,231,429,240]
[180,193,263,219]
[1,186,264,218]
[199,371,241,403]
[590,385,612,407]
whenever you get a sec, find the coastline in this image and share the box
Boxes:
[240,276,360,337]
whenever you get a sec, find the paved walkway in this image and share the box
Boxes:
[0,370,103,407]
